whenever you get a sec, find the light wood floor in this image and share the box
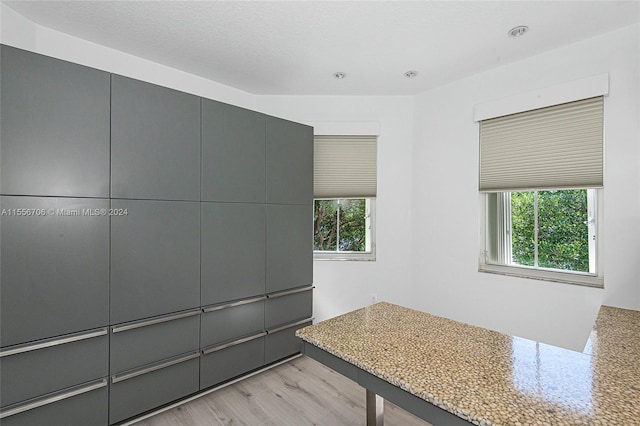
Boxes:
[134,355,432,426]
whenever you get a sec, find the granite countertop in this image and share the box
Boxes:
[296,302,640,426]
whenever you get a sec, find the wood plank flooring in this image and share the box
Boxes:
[134,355,432,426]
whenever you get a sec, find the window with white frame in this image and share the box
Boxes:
[479,97,603,287]
[313,136,376,260]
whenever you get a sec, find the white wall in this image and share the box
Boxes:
[410,24,640,351]
[255,96,416,323]
[0,4,256,109]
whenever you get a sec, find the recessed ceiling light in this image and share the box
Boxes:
[404,70,418,78]
[333,72,346,79]
[508,26,529,38]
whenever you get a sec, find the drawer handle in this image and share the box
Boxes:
[267,285,314,299]
[0,378,107,419]
[0,328,108,358]
[202,332,266,355]
[203,295,266,313]
[111,351,200,384]
[112,309,201,334]
[267,318,314,334]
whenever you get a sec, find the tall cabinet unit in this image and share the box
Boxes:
[0,45,313,426]
[0,46,111,426]
[109,74,203,423]
[265,117,314,363]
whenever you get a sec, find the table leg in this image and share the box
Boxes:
[366,389,384,426]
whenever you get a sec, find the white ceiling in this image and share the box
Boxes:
[4,1,640,96]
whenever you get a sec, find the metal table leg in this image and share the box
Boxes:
[366,389,384,426]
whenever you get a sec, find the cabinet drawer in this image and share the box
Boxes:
[201,297,265,347]
[109,352,200,424]
[265,286,313,329]
[0,328,108,407]
[110,309,200,374]
[200,334,265,389]
[0,379,108,426]
[265,319,312,364]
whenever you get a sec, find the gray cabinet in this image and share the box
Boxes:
[201,203,265,305]
[266,116,313,205]
[111,75,200,201]
[201,297,265,347]
[1,46,314,425]
[0,45,110,198]
[265,287,314,329]
[110,310,200,374]
[0,329,108,408]
[0,380,108,426]
[110,199,200,324]
[201,100,266,202]
[109,354,199,424]
[200,335,265,389]
[266,204,313,293]
[265,319,312,364]
[0,196,110,347]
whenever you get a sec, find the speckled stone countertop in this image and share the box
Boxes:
[296,302,640,426]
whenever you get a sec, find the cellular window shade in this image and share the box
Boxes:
[314,136,377,198]
[480,96,603,192]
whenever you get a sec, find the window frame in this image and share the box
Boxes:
[313,197,376,261]
[479,189,603,287]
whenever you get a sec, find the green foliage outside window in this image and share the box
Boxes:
[511,190,589,272]
[314,199,366,252]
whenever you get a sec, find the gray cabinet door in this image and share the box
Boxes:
[0,330,108,408]
[110,199,200,324]
[0,196,110,347]
[110,311,200,374]
[265,116,313,205]
[201,203,265,305]
[0,45,110,197]
[0,382,108,426]
[201,100,266,203]
[265,288,313,329]
[201,299,265,347]
[109,356,199,424]
[200,336,264,389]
[111,75,200,201]
[266,204,313,293]
[265,320,312,364]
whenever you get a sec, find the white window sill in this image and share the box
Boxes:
[314,252,376,262]
[479,263,603,288]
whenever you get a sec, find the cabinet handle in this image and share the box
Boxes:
[111,309,201,334]
[203,295,266,313]
[267,285,314,299]
[111,351,200,384]
[0,378,107,419]
[0,328,108,358]
[202,332,266,355]
[267,318,314,334]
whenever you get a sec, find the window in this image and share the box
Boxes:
[479,97,603,286]
[313,136,376,260]
[314,198,375,259]
[482,189,601,285]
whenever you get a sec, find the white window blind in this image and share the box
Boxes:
[479,96,603,192]
[314,135,377,198]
